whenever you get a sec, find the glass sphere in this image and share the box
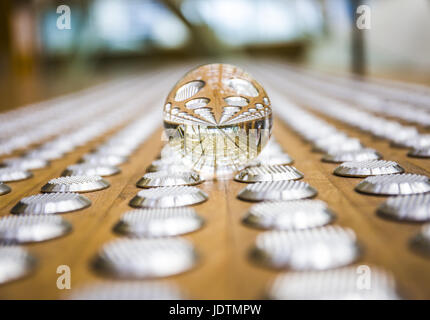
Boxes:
[163,64,272,178]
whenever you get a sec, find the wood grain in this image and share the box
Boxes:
[1,63,430,299]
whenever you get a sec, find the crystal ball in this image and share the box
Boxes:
[163,64,272,178]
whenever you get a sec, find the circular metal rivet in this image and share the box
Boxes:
[0,182,11,196]
[0,246,36,285]
[251,226,359,270]
[268,267,399,300]
[313,135,362,153]
[146,159,189,173]
[41,175,110,193]
[322,148,382,163]
[68,281,184,300]
[92,238,198,278]
[25,148,64,161]
[378,194,430,222]
[114,207,204,237]
[11,192,91,215]
[175,80,205,101]
[235,165,303,183]
[393,134,430,149]
[62,163,120,177]
[1,157,49,170]
[80,154,127,166]
[246,153,294,167]
[129,186,208,208]
[334,160,404,178]
[136,171,203,188]
[411,224,430,256]
[243,200,335,230]
[0,215,72,243]
[0,168,33,182]
[237,181,317,202]
[355,174,430,196]
[408,147,430,158]
[94,145,134,157]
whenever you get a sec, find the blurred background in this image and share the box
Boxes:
[0,0,429,112]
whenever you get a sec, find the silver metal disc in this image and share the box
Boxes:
[334,160,404,178]
[246,153,294,167]
[411,224,430,256]
[1,157,49,170]
[80,153,127,166]
[0,182,11,196]
[62,163,120,177]
[11,192,91,215]
[114,207,204,237]
[136,171,203,188]
[41,175,110,193]
[94,145,135,157]
[0,215,72,243]
[159,144,176,159]
[251,226,359,270]
[322,148,382,163]
[0,246,36,285]
[243,200,335,230]
[129,186,208,208]
[408,147,430,158]
[146,159,189,173]
[68,281,184,300]
[378,194,430,222]
[235,165,303,183]
[268,267,399,300]
[25,148,64,161]
[237,181,317,202]
[0,167,33,182]
[313,135,362,153]
[355,174,430,196]
[392,134,430,149]
[92,238,198,278]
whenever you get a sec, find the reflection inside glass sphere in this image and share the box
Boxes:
[163,64,272,178]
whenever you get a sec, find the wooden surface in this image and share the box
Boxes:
[1,62,430,299]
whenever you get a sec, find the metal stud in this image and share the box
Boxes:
[334,160,404,178]
[68,282,184,300]
[146,159,189,173]
[62,163,120,177]
[0,168,33,182]
[92,238,198,278]
[322,148,382,163]
[243,200,335,230]
[268,267,399,300]
[411,224,430,257]
[378,194,430,222]
[41,175,110,193]
[237,180,317,202]
[251,226,359,270]
[80,154,127,166]
[1,157,49,170]
[129,186,208,208]
[355,174,430,196]
[114,207,204,237]
[246,153,294,167]
[235,165,303,183]
[25,148,64,161]
[0,215,72,243]
[136,171,203,188]
[408,147,430,159]
[0,246,36,285]
[11,193,91,215]
[0,182,11,196]
[94,145,135,157]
